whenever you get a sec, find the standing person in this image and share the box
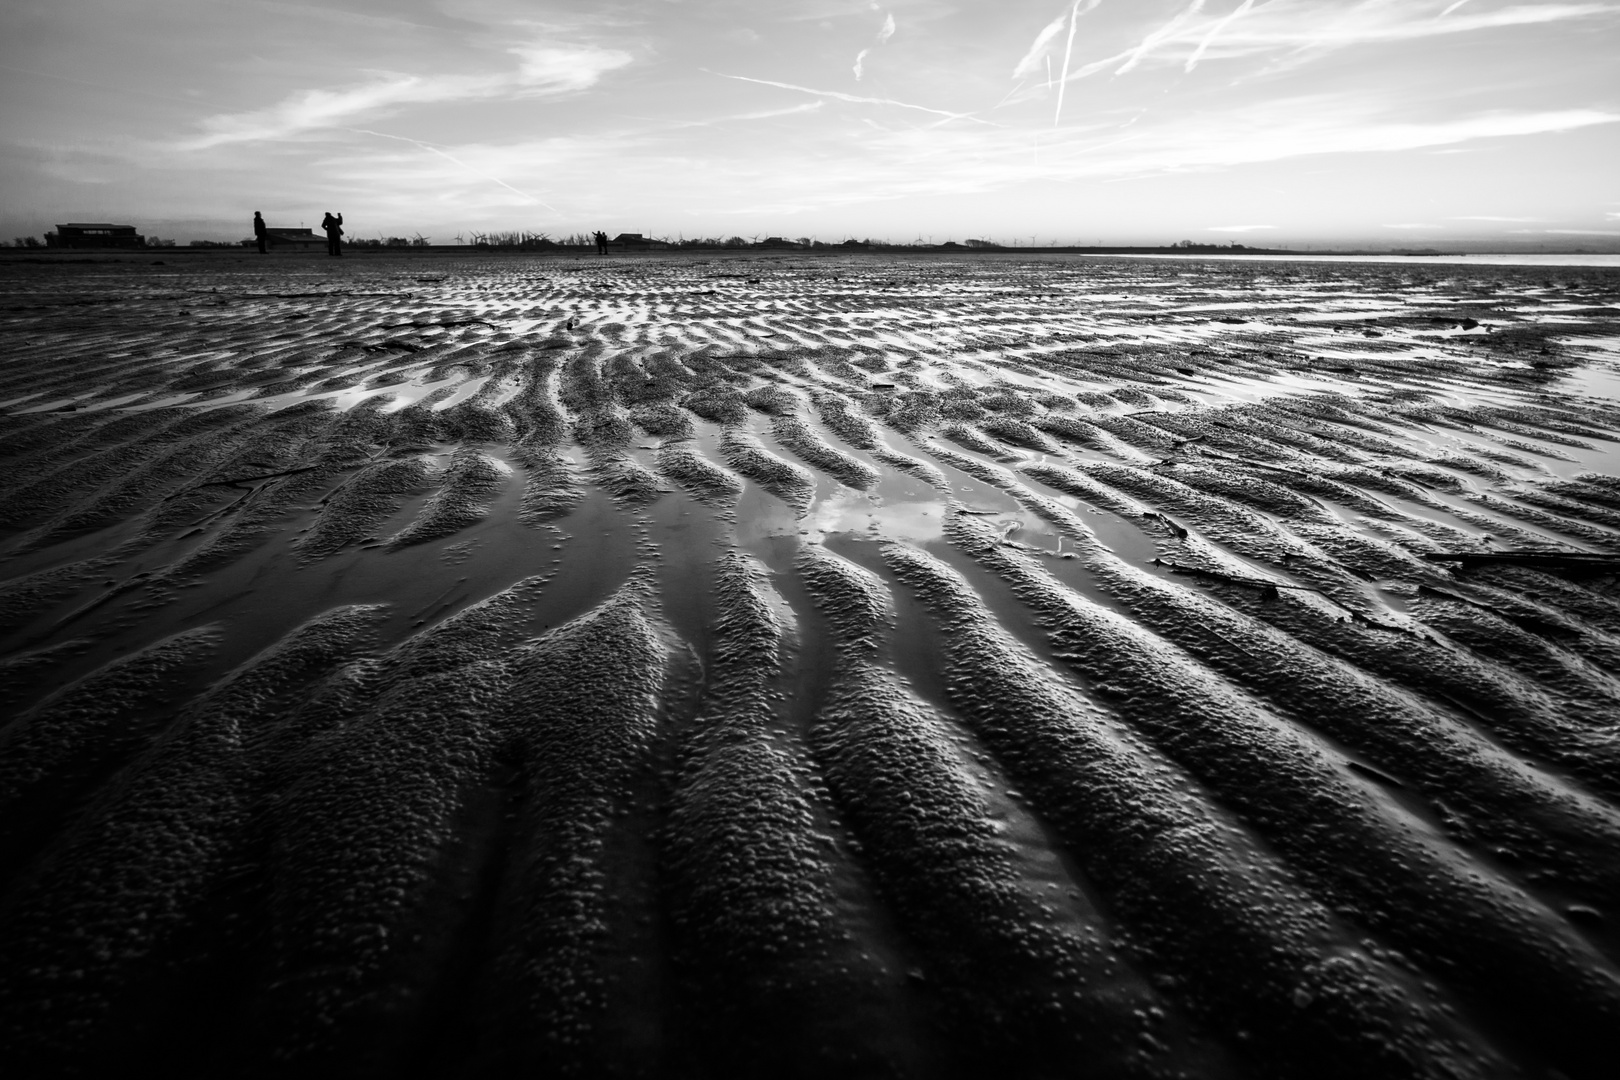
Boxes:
[253,211,268,254]
[322,212,344,257]
[595,230,608,256]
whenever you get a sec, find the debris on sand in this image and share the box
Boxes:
[1423,550,1620,573]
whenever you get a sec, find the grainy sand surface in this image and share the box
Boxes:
[2,251,1619,1078]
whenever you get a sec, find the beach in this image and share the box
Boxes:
[2,249,1619,1077]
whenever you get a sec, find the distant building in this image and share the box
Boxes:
[48,223,145,249]
[239,227,326,252]
[755,236,801,249]
[610,233,668,250]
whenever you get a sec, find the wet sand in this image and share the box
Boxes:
[2,251,1618,1077]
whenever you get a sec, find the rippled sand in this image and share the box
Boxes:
[2,251,1619,1078]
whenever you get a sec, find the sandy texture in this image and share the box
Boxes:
[2,251,1619,1077]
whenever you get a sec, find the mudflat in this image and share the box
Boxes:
[2,250,1619,1078]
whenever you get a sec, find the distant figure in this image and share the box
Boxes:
[322,212,344,257]
[253,211,267,254]
[595,230,608,256]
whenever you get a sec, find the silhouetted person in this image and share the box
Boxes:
[253,211,268,254]
[595,230,608,255]
[322,212,344,256]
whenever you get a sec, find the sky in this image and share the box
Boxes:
[2,0,1617,247]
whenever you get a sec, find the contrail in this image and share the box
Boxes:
[1439,0,1474,16]
[1014,11,1070,79]
[348,128,559,214]
[1054,1,1081,126]
[711,71,994,124]
[1117,0,1204,75]
[1186,0,1253,72]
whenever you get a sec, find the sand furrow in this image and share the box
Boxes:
[880,540,1499,1080]
[796,546,1232,1077]
[479,573,669,1074]
[662,553,918,1075]
[945,512,1620,1079]
[0,607,381,1069]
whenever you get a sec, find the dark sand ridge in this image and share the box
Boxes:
[1,252,1619,1077]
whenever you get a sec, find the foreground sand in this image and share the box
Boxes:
[2,251,1619,1077]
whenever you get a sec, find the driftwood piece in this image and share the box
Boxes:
[1421,551,1620,573]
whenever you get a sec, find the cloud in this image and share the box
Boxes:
[855,11,897,80]
[684,81,1619,221]
[1117,0,1205,75]
[1207,224,1275,231]
[349,127,553,210]
[1383,223,1443,229]
[1449,215,1542,222]
[1014,11,1071,79]
[1054,4,1082,125]
[1014,1,1101,80]
[181,42,631,149]
[660,102,825,130]
[1026,1,1620,93]
[714,72,982,122]
[1186,0,1254,72]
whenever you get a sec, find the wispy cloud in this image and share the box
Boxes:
[655,97,1618,218]
[713,72,983,122]
[659,103,826,130]
[1208,223,1275,231]
[1449,215,1543,222]
[1027,1,1619,93]
[1014,10,1072,79]
[1117,0,1205,75]
[1054,3,1084,126]
[1383,223,1444,229]
[854,11,898,81]
[181,42,631,149]
[349,128,555,211]
[1186,0,1254,72]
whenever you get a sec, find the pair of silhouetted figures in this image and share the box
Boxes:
[250,211,342,255]
[594,230,608,255]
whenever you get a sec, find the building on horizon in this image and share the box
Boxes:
[47,223,145,249]
[610,233,669,251]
